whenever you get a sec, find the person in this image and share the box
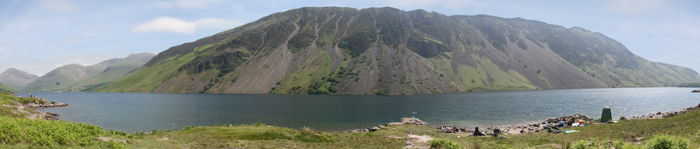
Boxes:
[445,126,452,133]
[453,127,459,133]
[492,128,501,137]
[474,127,484,136]
[441,126,445,133]
[558,120,565,128]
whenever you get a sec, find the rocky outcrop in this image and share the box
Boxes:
[25,102,68,108]
[631,104,699,120]
[342,117,430,133]
[692,89,699,93]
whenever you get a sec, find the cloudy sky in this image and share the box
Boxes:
[1,0,698,76]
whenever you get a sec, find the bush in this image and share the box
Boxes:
[646,134,688,149]
[430,139,464,149]
[572,140,588,149]
[0,116,106,146]
[619,116,627,121]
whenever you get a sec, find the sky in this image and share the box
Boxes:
[0,0,698,76]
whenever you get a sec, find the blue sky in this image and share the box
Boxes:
[1,0,698,76]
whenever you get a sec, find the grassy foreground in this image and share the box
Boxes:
[2,92,700,148]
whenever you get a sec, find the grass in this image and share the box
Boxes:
[2,110,700,148]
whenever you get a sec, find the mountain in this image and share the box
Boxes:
[93,7,700,95]
[0,68,39,90]
[22,53,155,92]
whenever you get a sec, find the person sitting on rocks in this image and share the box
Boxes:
[558,120,565,128]
[473,127,484,136]
[441,126,445,133]
[445,126,452,133]
[492,128,501,137]
[453,127,459,133]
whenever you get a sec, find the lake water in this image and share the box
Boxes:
[19,88,699,132]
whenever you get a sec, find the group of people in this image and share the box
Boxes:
[439,126,456,133]
[439,125,488,137]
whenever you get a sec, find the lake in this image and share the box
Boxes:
[19,88,699,133]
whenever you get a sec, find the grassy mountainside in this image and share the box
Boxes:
[0,82,15,93]
[0,68,39,90]
[94,7,700,94]
[22,53,155,92]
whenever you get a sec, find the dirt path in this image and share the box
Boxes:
[404,134,433,149]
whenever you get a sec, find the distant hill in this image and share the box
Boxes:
[0,82,16,93]
[0,68,39,90]
[22,53,155,92]
[93,7,700,95]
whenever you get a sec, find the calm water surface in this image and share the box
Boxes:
[19,88,699,132]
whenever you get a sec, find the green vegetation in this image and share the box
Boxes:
[0,116,106,146]
[679,82,700,87]
[431,139,464,149]
[373,88,390,95]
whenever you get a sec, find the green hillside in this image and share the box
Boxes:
[22,53,155,92]
[0,82,15,93]
[93,7,700,94]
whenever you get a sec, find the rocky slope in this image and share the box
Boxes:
[0,68,39,90]
[22,53,155,92]
[93,7,700,95]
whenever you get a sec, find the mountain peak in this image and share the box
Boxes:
[0,68,39,90]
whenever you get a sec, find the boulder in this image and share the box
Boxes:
[369,126,380,132]
[26,103,38,108]
[386,122,403,126]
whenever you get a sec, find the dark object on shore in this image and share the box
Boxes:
[473,127,484,136]
[601,106,612,123]
[692,89,700,93]
[492,128,501,137]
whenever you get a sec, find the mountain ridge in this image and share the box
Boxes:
[22,53,156,92]
[93,7,700,94]
[0,68,39,90]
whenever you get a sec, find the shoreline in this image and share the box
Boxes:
[340,102,700,136]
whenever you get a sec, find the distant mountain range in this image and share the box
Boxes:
[0,68,39,90]
[82,7,699,94]
[20,53,155,92]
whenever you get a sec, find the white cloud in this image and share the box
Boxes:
[604,0,667,13]
[154,0,221,9]
[40,0,78,12]
[132,17,241,34]
[132,17,196,34]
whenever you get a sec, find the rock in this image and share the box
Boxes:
[26,103,38,108]
[386,122,402,126]
[350,129,362,133]
[157,138,169,141]
[548,118,558,123]
[692,89,699,93]
[97,137,112,142]
[369,126,380,132]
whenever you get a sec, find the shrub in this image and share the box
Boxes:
[572,140,588,149]
[619,116,627,121]
[430,139,464,149]
[0,116,106,146]
[645,134,688,149]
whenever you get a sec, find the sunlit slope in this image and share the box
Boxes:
[93,7,700,94]
[22,53,155,92]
